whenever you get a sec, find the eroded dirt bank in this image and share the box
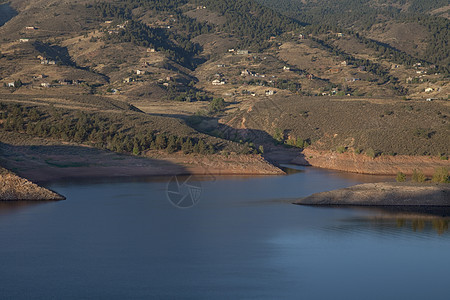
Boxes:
[293,148,450,175]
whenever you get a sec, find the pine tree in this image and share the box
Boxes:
[155,134,167,150]
[166,135,177,153]
[133,142,140,155]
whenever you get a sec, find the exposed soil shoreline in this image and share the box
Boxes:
[2,149,284,183]
[294,182,450,206]
[292,148,450,175]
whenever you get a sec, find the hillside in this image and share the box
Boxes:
[258,0,450,73]
[0,0,449,178]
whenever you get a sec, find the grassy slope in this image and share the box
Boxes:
[226,96,450,157]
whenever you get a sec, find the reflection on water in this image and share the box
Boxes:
[320,206,450,236]
[0,201,44,215]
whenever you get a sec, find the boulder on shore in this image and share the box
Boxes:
[294,182,450,206]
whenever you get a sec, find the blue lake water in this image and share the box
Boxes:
[0,165,449,299]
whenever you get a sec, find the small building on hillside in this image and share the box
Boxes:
[236,50,249,55]
[328,68,341,74]
[425,87,433,93]
[265,90,275,96]
[7,82,15,87]
[212,79,225,86]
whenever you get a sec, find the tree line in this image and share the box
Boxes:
[0,103,220,156]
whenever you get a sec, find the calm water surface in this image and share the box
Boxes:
[0,166,449,299]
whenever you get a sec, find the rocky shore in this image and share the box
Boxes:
[0,168,65,201]
[294,182,450,206]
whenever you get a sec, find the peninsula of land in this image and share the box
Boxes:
[294,182,450,206]
[0,167,65,201]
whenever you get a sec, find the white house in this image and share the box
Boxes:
[265,90,275,96]
[212,79,225,86]
[7,82,15,87]
[236,50,249,55]
[136,70,146,75]
[425,87,433,93]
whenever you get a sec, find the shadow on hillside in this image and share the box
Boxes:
[0,3,17,26]
[0,142,190,182]
[147,112,304,165]
[32,41,110,82]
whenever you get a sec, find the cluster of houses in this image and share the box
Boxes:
[228,49,249,55]
[38,79,82,88]
[106,21,128,34]
[241,69,266,78]
[123,68,152,83]
[240,89,275,96]
[5,77,82,89]
[37,55,56,65]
